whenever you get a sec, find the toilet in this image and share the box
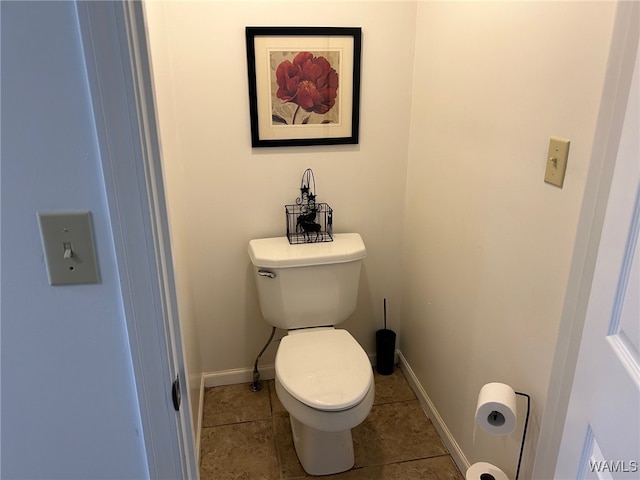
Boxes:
[248,233,374,476]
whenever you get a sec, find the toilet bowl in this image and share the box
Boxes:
[275,328,374,475]
[248,233,372,475]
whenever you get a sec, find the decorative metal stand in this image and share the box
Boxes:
[285,169,333,244]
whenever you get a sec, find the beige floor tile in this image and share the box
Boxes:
[373,368,417,405]
[324,456,464,480]
[203,382,271,427]
[352,400,447,468]
[201,378,462,480]
[200,419,280,480]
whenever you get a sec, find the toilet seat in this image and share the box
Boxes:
[275,328,373,411]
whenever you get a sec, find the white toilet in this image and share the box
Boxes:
[248,233,374,476]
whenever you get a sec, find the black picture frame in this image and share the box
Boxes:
[245,27,362,148]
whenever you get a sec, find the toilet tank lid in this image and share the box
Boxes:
[248,233,366,268]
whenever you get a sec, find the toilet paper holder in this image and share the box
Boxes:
[473,388,531,480]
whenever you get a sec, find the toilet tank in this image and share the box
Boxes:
[248,233,366,330]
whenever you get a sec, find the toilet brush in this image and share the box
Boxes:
[384,298,387,330]
[376,298,396,375]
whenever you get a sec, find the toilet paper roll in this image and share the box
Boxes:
[475,382,517,436]
[466,461,509,480]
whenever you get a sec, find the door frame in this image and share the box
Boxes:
[76,1,198,478]
[533,2,639,478]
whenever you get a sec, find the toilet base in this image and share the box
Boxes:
[289,415,354,476]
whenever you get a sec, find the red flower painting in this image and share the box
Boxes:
[274,52,338,125]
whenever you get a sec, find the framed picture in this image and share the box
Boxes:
[245,27,362,148]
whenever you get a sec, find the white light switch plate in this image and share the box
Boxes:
[37,211,100,285]
[544,137,570,188]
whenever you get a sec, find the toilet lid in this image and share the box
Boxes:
[276,329,373,411]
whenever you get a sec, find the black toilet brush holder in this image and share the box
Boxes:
[376,298,396,375]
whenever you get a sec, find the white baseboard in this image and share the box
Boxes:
[369,350,400,367]
[195,375,204,467]
[202,365,276,388]
[397,351,469,476]
[368,351,377,366]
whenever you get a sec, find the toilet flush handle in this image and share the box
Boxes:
[258,269,276,279]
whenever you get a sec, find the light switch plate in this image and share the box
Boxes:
[37,211,100,285]
[544,137,570,188]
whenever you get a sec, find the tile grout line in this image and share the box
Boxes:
[201,418,272,429]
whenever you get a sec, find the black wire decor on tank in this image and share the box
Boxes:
[285,169,333,244]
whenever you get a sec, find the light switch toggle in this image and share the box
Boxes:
[63,242,74,260]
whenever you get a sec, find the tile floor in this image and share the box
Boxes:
[200,367,464,479]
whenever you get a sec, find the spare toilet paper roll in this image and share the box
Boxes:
[466,461,509,480]
[475,382,517,435]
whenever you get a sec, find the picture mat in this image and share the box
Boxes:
[253,35,355,141]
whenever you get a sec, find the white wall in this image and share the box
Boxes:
[145,1,416,374]
[1,2,148,478]
[402,1,616,477]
